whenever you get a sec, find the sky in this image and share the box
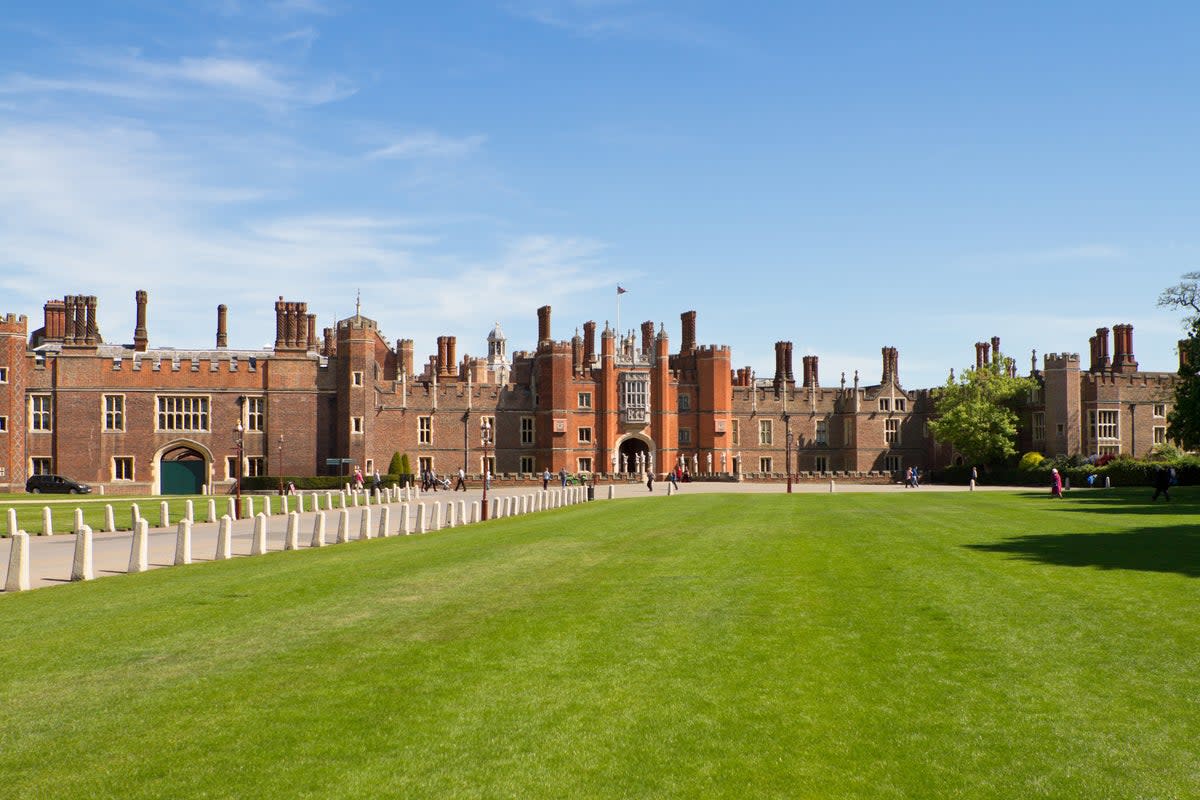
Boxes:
[1,1,1197,388]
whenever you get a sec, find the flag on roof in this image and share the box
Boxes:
[617,285,628,295]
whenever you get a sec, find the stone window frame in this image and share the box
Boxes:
[1032,412,1046,442]
[0,366,7,383]
[418,416,432,444]
[31,457,52,476]
[1090,409,1119,443]
[759,457,772,473]
[578,457,593,472]
[103,394,125,432]
[519,455,535,474]
[156,394,210,433]
[0,415,7,433]
[30,395,52,432]
[480,455,495,476]
[578,392,592,409]
[112,456,134,481]
[678,393,691,412]
[246,457,265,477]
[758,419,772,446]
[1154,403,1167,418]
[226,456,239,480]
[352,371,364,387]
[578,426,592,444]
[894,398,906,412]
[1154,426,1167,445]
[879,398,890,412]
[815,418,828,445]
[520,416,535,446]
[814,455,828,473]
[885,418,900,445]
[731,418,740,446]
[679,428,692,445]
[884,455,901,473]
[418,456,433,475]
[244,396,265,432]
[352,416,364,435]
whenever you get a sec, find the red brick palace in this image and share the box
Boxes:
[0,291,1180,494]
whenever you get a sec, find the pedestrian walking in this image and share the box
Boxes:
[559,467,567,488]
[1050,468,1063,498]
[1152,466,1172,502]
[542,468,551,490]
[647,471,654,492]
[455,467,467,491]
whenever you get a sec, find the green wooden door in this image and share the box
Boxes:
[161,460,205,495]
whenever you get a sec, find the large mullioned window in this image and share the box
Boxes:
[157,396,209,432]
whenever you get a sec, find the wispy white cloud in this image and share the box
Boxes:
[1016,244,1125,264]
[504,0,733,48]
[0,121,608,357]
[366,131,488,160]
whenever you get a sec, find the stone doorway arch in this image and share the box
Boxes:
[157,441,211,495]
[615,433,654,475]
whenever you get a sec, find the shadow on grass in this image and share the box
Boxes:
[968,523,1200,578]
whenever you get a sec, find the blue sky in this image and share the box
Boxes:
[0,1,1196,387]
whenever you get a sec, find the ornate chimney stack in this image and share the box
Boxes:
[84,296,98,345]
[583,320,596,366]
[774,341,786,386]
[1096,327,1111,370]
[273,297,286,350]
[991,336,1001,365]
[882,346,899,384]
[307,313,317,351]
[323,327,336,356]
[1113,324,1138,373]
[133,290,149,352]
[785,342,794,382]
[680,310,697,354]
[445,336,457,378]
[641,320,655,357]
[216,304,228,348]
[537,305,552,346]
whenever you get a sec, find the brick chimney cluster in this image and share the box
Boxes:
[60,295,100,346]
[273,297,310,350]
[802,355,819,388]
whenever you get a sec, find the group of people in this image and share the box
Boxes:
[904,466,921,488]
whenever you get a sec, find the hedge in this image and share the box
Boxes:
[933,459,1198,488]
[237,474,413,492]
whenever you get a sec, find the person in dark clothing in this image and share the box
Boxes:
[1152,467,1172,502]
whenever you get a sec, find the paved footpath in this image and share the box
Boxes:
[0,481,1025,592]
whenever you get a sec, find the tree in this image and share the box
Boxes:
[388,452,405,476]
[1159,273,1200,449]
[928,354,1035,465]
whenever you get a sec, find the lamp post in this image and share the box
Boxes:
[234,423,244,519]
[480,417,492,521]
[277,434,284,495]
[785,414,793,494]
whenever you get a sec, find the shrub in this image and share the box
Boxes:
[1018,452,1044,470]
[388,452,405,475]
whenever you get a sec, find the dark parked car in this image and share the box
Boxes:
[26,474,92,494]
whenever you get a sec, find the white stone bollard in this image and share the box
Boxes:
[352,492,360,508]
[251,513,269,555]
[42,506,53,536]
[379,506,391,538]
[311,512,327,547]
[72,526,95,581]
[608,485,615,500]
[297,493,305,513]
[360,508,373,540]
[457,500,467,526]
[432,503,443,531]
[73,508,84,533]
[447,502,457,528]
[667,483,674,496]
[128,519,149,573]
[416,503,427,534]
[174,519,193,565]
[227,497,236,520]
[1105,476,1112,489]
[246,496,256,518]
[159,501,170,528]
[339,491,347,509]
[131,503,141,531]
[470,501,480,523]
[829,480,836,493]
[336,509,350,544]
[285,512,299,551]
[6,508,17,537]
[207,499,217,523]
[216,516,233,560]
[969,480,975,492]
[185,499,194,523]
[326,491,334,511]
[281,495,290,515]
[5,531,30,591]
[104,504,116,532]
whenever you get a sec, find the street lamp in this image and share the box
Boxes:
[480,417,492,521]
[785,414,793,494]
[234,423,244,519]
[277,434,284,495]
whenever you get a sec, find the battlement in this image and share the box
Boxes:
[0,313,28,334]
[696,344,732,357]
[1044,352,1081,369]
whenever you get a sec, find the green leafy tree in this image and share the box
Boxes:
[388,452,404,476]
[398,453,412,477]
[928,354,1036,465]
[1159,272,1200,449]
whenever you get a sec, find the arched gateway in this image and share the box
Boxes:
[158,442,209,495]
[616,434,653,474]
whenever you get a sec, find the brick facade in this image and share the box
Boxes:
[0,290,1181,494]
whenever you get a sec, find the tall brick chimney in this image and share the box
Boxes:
[398,339,414,375]
[216,304,228,348]
[537,305,552,346]
[785,342,794,382]
[445,336,457,378]
[641,320,655,357]
[774,341,786,385]
[882,346,898,384]
[273,296,285,350]
[84,296,98,345]
[307,313,317,351]
[583,320,596,366]
[991,336,1001,365]
[1113,324,1138,373]
[133,290,149,352]
[802,355,819,388]
[1095,327,1110,371]
[680,310,697,354]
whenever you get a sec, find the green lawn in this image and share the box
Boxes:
[1,490,1198,798]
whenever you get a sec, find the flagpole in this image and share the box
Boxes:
[616,286,621,343]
